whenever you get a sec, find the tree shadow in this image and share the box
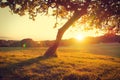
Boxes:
[0,56,51,79]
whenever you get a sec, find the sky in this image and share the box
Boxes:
[0,7,104,41]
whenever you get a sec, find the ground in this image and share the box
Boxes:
[0,43,120,80]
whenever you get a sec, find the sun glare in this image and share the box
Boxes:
[75,34,85,41]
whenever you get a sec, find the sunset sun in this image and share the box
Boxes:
[75,34,85,41]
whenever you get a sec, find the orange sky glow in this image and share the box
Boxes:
[0,7,104,41]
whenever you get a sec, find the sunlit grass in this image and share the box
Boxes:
[0,43,120,80]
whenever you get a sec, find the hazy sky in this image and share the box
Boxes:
[0,7,103,41]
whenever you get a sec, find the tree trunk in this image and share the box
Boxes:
[44,11,85,57]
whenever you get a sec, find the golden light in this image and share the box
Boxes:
[75,34,85,41]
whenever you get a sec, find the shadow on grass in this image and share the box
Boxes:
[0,56,52,79]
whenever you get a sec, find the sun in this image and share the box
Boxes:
[75,34,85,41]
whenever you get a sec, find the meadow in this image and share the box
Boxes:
[0,43,120,80]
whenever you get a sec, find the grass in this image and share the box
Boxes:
[0,43,120,80]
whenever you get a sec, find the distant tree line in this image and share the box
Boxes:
[0,38,38,47]
[0,34,120,47]
[84,34,120,44]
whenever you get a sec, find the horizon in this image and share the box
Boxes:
[1,34,120,42]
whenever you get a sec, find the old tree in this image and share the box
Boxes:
[0,0,119,57]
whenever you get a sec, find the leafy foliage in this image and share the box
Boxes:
[0,0,120,32]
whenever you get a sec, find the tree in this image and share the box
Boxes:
[0,0,120,57]
[20,38,37,47]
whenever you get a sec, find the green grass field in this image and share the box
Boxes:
[0,43,120,80]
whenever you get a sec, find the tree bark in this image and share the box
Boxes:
[44,11,86,57]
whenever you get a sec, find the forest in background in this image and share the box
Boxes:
[0,34,120,47]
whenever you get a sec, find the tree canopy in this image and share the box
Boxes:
[0,0,119,33]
